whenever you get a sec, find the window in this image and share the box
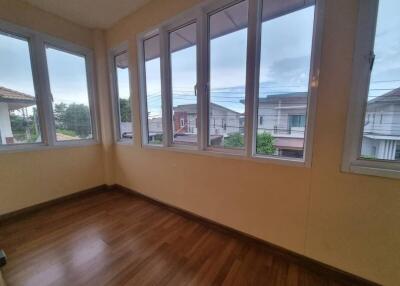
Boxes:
[170,23,197,145]
[143,35,163,145]
[0,21,98,152]
[360,0,400,161]
[46,46,93,141]
[137,0,322,166]
[208,0,248,149]
[289,115,306,128]
[0,32,42,145]
[343,0,400,178]
[111,49,132,141]
[255,2,315,159]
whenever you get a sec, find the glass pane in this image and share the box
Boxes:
[360,0,400,161]
[46,46,93,141]
[170,23,197,145]
[115,51,132,140]
[0,33,42,145]
[144,35,163,144]
[208,1,248,149]
[256,4,315,159]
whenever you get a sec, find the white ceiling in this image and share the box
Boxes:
[21,0,153,29]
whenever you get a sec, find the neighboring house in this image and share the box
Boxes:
[257,92,308,158]
[147,102,243,144]
[174,102,242,134]
[0,86,36,144]
[173,94,308,157]
[361,87,400,160]
[148,116,163,143]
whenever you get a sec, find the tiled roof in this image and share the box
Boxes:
[0,86,35,102]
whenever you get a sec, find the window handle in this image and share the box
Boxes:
[368,51,376,71]
[194,84,197,97]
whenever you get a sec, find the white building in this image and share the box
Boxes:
[0,86,37,145]
[361,87,400,160]
[257,92,307,158]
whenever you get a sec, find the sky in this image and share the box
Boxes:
[1,1,399,118]
[144,5,315,115]
[368,0,400,99]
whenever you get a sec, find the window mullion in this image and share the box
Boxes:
[108,50,121,142]
[245,0,262,157]
[197,9,208,151]
[32,35,56,146]
[159,27,172,147]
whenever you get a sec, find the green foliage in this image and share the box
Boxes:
[223,132,276,155]
[119,98,132,122]
[54,103,67,129]
[224,132,244,148]
[256,132,276,155]
[9,108,39,143]
[53,103,91,138]
[63,103,91,138]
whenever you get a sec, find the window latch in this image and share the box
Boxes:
[368,51,376,71]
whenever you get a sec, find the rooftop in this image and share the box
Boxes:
[0,86,36,110]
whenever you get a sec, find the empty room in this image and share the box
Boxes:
[0,0,399,285]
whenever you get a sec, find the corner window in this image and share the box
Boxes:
[0,32,42,145]
[343,0,400,178]
[111,50,132,141]
[0,21,98,152]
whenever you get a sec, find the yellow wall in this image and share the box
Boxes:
[1,0,399,284]
[107,0,400,285]
[0,0,107,215]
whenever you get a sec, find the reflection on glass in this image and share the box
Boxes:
[170,23,197,145]
[46,46,92,141]
[360,0,400,161]
[144,35,163,144]
[0,33,41,145]
[256,4,315,159]
[208,0,248,149]
[115,51,132,140]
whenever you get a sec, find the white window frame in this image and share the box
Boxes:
[342,0,400,179]
[108,42,133,144]
[0,19,99,152]
[138,31,164,147]
[165,17,199,149]
[137,0,324,167]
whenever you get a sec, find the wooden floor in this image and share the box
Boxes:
[0,190,360,286]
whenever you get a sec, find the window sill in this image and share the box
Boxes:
[348,161,400,180]
[138,144,307,168]
[0,140,100,154]
[116,139,133,146]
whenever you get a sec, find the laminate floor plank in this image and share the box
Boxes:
[0,190,371,286]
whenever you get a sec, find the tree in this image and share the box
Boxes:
[256,132,276,155]
[224,132,244,148]
[64,103,91,138]
[54,103,67,129]
[119,98,132,122]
